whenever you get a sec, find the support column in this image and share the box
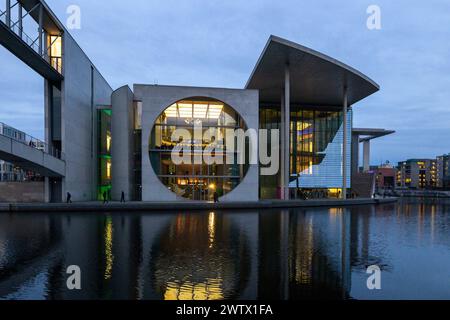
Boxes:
[5,0,11,27]
[280,91,285,200]
[18,3,23,38]
[111,86,134,201]
[351,133,359,176]
[363,140,371,172]
[342,87,348,199]
[44,177,50,203]
[284,64,290,200]
[38,4,44,56]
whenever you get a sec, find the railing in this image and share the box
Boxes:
[0,11,62,74]
[0,122,65,160]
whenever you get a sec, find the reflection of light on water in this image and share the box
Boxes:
[431,205,436,242]
[295,217,314,284]
[208,212,215,248]
[329,208,341,216]
[164,278,224,300]
[0,240,6,267]
[104,218,114,280]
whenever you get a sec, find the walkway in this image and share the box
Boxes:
[0,198,398,213]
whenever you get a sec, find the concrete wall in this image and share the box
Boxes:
[111,86,135,201]
[0,182,45,203]
[48,32,112,202]
[133,85,259,202]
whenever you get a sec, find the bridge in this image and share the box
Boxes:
[0,122,65,177]
[0,0,63,82]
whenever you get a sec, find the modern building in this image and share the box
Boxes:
[436,154,450,189]
[397,159,437,189]
[1,0,389,202]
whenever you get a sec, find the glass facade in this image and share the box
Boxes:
[260,105,352,199]
[149,98,249,201]
[97,108,112,200]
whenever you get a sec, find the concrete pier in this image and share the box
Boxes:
[0,198,398,213]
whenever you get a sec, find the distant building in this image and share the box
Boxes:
[397,159,437,189]
[0,161,26,182]
[0,123,41,182]
[436,154,450,189]
[0,123,27,182]
[372,162,397,190]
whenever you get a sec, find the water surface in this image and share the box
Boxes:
[1,199,450,300]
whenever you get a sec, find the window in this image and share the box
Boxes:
[150,98,248,201]
[49,35,62,73]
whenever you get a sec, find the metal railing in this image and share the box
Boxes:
[0,11,62,74]
[0,122,65,160]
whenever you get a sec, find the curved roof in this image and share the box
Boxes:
[245,35,380,106]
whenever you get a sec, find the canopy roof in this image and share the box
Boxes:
[245,35,380,106]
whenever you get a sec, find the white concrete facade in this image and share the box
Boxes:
[133,85,259,202]
[45,32,113,202]
[111,86,135,201]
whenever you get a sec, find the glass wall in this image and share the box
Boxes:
[259,106,281,199]
[260,105,352,199]
[97,108,112,200]
[149,98,249,201]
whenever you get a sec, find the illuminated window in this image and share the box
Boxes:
[106,160,112,179]
[134,101,142,130]
[106,132,112,153]
[150,98,248,201]
[49,35,62,73]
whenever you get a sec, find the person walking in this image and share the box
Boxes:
[120,191,126,203]
[103,191,108,204]
[213,191,219,203]
[66,192,72,204]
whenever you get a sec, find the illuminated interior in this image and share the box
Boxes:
[49,35,62,73]
[97,109,112,200]
[260,106,344,199]
[150,98,249,201]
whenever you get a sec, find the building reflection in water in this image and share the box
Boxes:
[149,212,252,300]
[1,199,450,300]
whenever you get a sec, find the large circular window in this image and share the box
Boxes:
[149,98,249,201]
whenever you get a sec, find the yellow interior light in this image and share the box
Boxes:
[178,103,193,118]
[193,103,208,119]
[164,104,178,118]
[208,104,223,119]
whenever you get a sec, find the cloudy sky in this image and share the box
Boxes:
[1,0,449,165]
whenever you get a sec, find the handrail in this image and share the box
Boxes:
[0,15,62,74]
[0,122,65,160]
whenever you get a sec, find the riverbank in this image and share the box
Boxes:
[0,197,398,213]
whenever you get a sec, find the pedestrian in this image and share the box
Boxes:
[103,191,108,204]
[66,192,72,204]
[121,191,125,203]
[213,191,219,203]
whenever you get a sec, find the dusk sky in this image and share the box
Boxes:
[1,0,449,165]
